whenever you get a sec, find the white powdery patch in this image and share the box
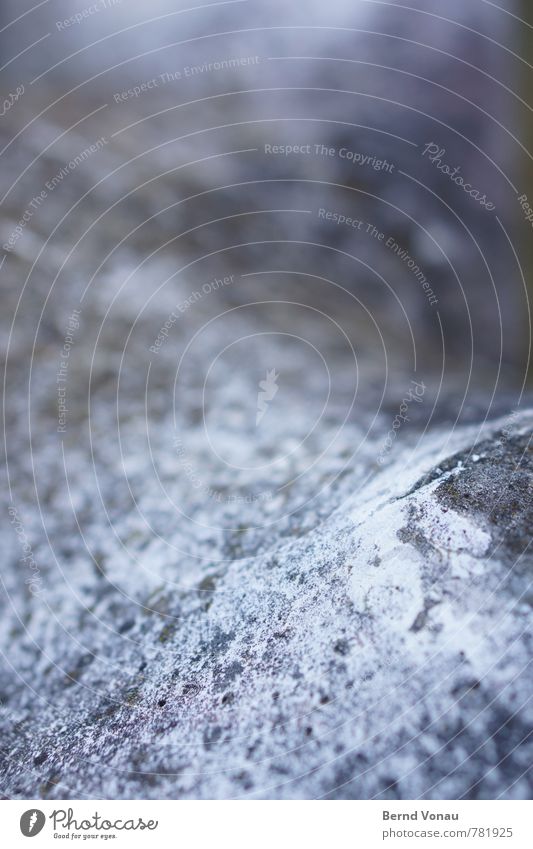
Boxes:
[412,478,491,559]
[349,497,425,632]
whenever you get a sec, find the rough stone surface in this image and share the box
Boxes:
[1,407,532,799]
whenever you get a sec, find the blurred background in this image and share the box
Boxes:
[1,0,532,533]
[1,0,530,381]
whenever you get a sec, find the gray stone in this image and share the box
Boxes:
[1,407,532,798]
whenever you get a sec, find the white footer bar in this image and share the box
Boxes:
[2,800,531,848]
